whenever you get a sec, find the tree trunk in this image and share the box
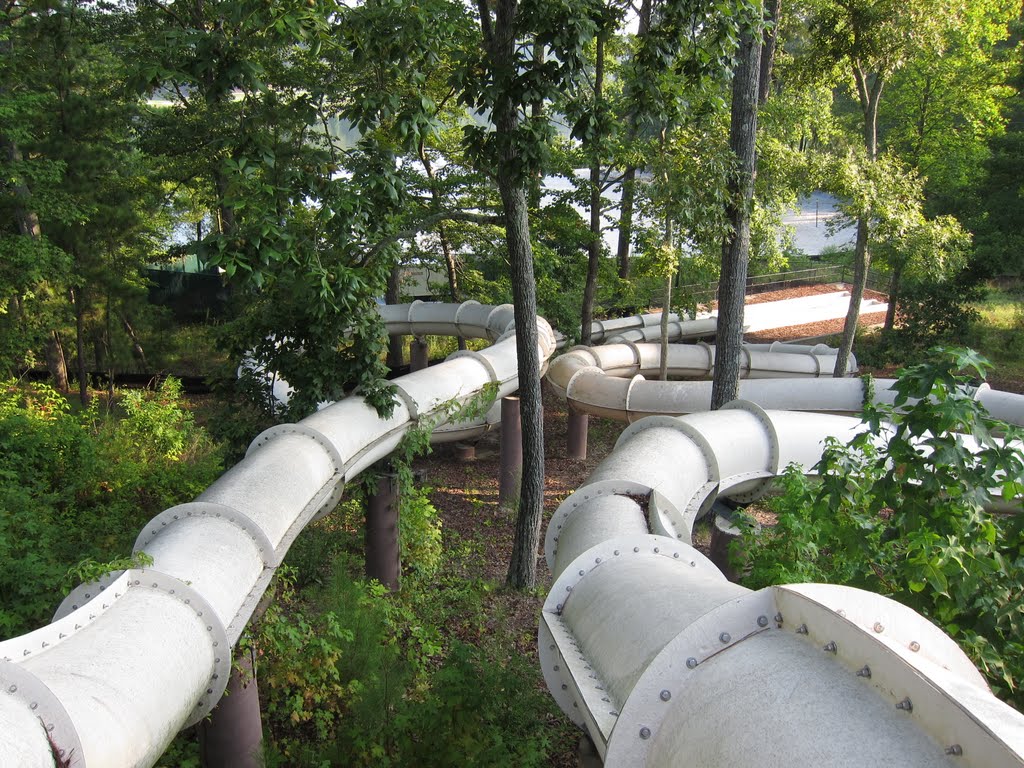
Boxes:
[758,0,782,104]
[835,67,883,377]
[613,0,652,281]
[386,264,404,368]
[46,331,69,392]
[616,167,636,279]
[3,137,42,238]
[419,143,466,350]
[580,34,605,347]
[120,313,148,370]
[883,262,903,334]
[71,287,90,405]
[486,0,546,590]
[712,23,762,409]
[834,216,870,377]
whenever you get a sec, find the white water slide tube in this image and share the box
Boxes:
[0,301,556,768]
[585,311,718,345]
[548,342,1024,427]
[540,402,1024,766]
[587,290,885,345]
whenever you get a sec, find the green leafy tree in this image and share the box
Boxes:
[801,0,947,376]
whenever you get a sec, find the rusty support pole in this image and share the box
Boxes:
[454,441,477,461]
[567,407,589,461]
[498,396,522,508]
[198,645,263,768]
[409,337,429,372]
[366,473,400,591]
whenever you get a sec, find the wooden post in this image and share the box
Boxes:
[198,646,263,768]
[567,408,589,461]
[409,337,429,372]
[366,473,400,591]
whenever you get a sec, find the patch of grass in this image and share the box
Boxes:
[967,287,1024,383]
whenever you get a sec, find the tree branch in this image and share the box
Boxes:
[144,0,188,30]
[477,0,494,50]
[361,210,505,264]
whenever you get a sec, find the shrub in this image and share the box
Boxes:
[738,348,1024,704]
[0,379,222,636]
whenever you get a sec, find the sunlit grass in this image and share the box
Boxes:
[968,287,1024,381]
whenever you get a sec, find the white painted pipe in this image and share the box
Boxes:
[604,316,719,344]
[0,302,555,768]
[539,403,1024,765]
[548,343,1024,428]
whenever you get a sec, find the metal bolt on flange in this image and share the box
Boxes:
[660,690,672,702]
[896,697,913,712]
[873,622,884,633]
[774,613,783,624]
[945,745,963,756]
[909,641,921,652]
[796,624,808,635]
[857,665,872,679]
[686,657,698,669]
[823,641,837,654]
[757,615,769,627]
[719,632,731,644]
[639,727,651,740]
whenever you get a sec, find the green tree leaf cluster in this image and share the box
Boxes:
[0,378,222,637]
[739,348,1024,703]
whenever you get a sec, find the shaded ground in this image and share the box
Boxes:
[414,387,622,766]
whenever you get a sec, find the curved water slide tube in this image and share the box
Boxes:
[548,342,1024,427]
[0,301,556,768]
[584,311,718,346]
[540,402,1024,766]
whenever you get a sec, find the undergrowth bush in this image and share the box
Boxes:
[0,378,222,636]
[737,348,1024,705]
[254,552,560,767]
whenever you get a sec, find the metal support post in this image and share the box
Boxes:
[366,473,400,591]
[567,407,589,461]
[409,337,429,372]
[498,396,522,508]
[198,645,263,768]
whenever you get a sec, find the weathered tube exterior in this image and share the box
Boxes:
[540,402,1024,766]
[547,342,1024,427]
[0,302,555,768]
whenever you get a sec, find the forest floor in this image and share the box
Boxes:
[412,282,892,765]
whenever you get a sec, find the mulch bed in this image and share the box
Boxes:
[737,283,889,343]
